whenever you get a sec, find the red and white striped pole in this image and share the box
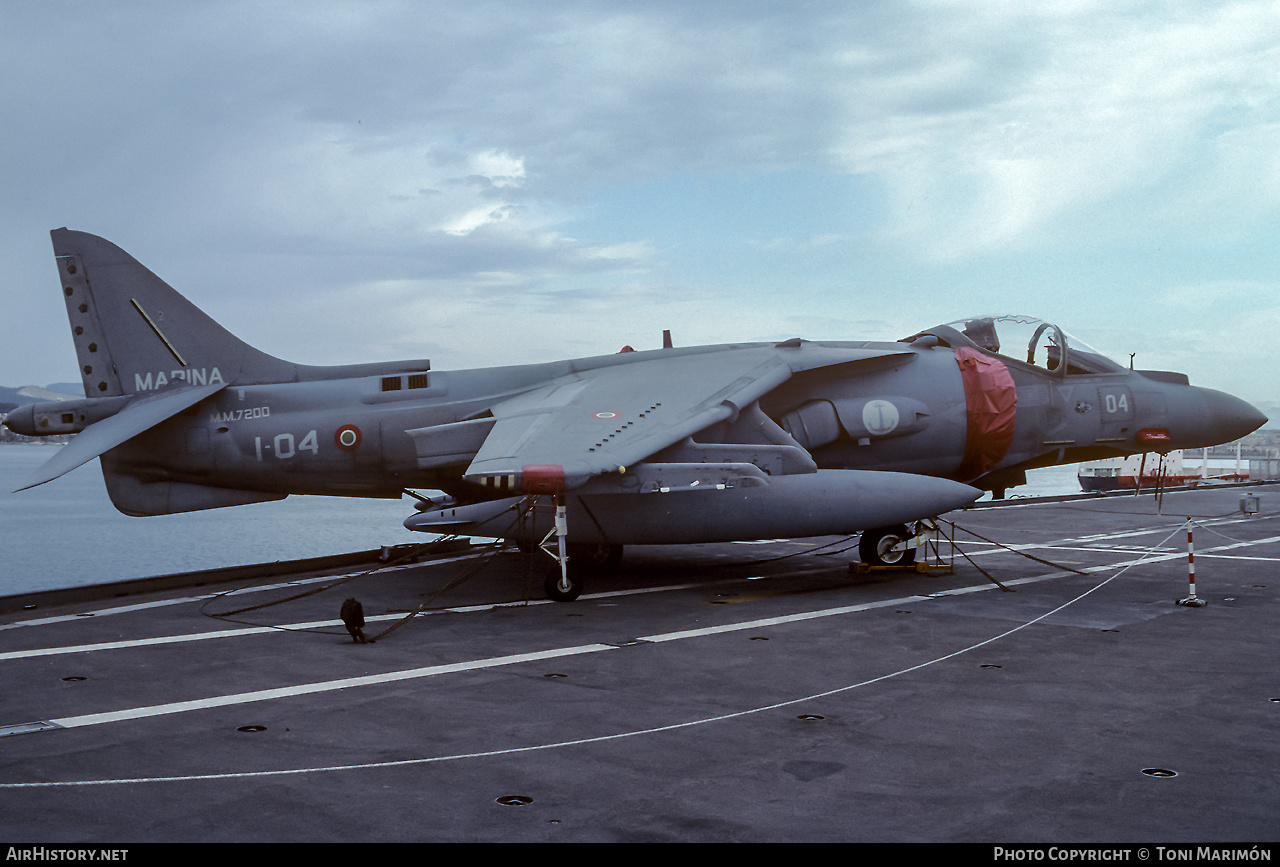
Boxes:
[1177,518,1206,607]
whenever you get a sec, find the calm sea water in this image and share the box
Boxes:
[0,445,423,595]
[0,445,1081,596]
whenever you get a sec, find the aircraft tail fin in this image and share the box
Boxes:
[52,228,300,397]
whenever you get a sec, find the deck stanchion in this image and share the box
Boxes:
[1176,518,1206,608]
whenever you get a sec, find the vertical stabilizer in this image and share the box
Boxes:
[52,228,300,397]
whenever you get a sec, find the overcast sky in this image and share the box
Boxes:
[2,1,1278,406]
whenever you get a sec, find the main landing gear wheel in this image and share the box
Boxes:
[545,562,584,602]
[859,524,917,567]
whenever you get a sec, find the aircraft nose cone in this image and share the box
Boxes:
[1183,388,1268,446]
[1204,389,1267,441]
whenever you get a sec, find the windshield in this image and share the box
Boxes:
[940,315,1125,375]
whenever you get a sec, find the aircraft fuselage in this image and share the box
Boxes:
[23,334,1259,514]
[4,233,1267,570]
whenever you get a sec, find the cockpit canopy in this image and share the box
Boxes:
[907,315,1126,376]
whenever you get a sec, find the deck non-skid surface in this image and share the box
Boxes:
[1,486,1276,843]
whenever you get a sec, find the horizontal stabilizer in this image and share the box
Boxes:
[14,383,227,492]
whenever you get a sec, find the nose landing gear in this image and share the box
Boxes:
[859,524,918,567]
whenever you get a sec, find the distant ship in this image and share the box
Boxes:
[1078,449,1249,492]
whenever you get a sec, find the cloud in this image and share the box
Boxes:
[11,2,1279,262]
[2,0,1278,404]
[830,2,1280,258]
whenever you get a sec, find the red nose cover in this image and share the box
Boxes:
[953,347,1017,480]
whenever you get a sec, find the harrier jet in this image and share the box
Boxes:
[6,230,1266,599]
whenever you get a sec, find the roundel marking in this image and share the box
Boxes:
[592,411,620,420]
[862,400,900,436]
[335,424,362,451]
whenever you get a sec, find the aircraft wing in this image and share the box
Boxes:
[463,344,911,491]
[14,383,228,492]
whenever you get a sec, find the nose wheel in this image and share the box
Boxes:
[859,524,918,567]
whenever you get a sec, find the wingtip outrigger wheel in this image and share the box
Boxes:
[520,465,583,602]
[542,501,582,601]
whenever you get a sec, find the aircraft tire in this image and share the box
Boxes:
[545,563,584,602]
[566,542,623,571]
[859,525,917,567]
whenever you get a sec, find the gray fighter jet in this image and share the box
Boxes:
[6,230,1267,599]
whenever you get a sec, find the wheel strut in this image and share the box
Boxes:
[538,496,582,601]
